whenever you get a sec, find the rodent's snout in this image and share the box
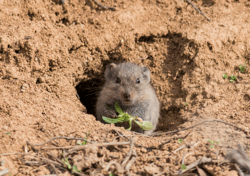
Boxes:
[124,92,130,99]
[122,91,134,105]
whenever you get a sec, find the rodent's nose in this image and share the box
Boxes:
[124,92,130,99]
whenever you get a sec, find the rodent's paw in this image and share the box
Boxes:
[106,109,117,118]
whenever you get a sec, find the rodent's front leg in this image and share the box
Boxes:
[98,102,117,120]
[104,107,117,119]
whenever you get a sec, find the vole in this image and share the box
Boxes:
[96,62,160,134]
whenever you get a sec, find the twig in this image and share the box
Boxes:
[176,157,213,175]
[0,153,32,156]
[191,141,200,149]
[41,146,73,150]
[158,132,191,149]
[152,119,250,136]
[47,152,65,166]
[24,156,63,167]
[26,141,38,152]
[29,136,92,146]
[185,152,194,160]
[0,169,9,176]
[67,141,131,154]
[234,164,244,176]
[92,0,115,11]
[113,130,148,149]
[122,137,135,166]
[105,161,125,174]
[50,163,60,175]
[186,0,211,21]
[125,149,137,173]
[173,145,186,153]
[181,152,186,164]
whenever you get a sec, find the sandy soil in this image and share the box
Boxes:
[0,0,250,175]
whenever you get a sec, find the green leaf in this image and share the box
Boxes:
[134,120,153,131]
[239,64,246,72]
[178,139,183,144]
[62,158,71,169]
[102,116,122,123]
[109,174,115,176]
[83,137,88,145]
[230,75,237,81]
[207,139,214,144]
[117,113,130,122]
[181,164,187,170]
[72,165,81,173]
[126,119,132,130]
[223,73,228,79]
[114,102,124,114]
[77,138,87,145]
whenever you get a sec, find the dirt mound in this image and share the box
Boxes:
[1,0,250,175]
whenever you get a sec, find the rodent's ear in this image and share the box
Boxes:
[141,65,150,82]
[105,63,117,80]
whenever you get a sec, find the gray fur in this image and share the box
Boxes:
[96,62,160,134]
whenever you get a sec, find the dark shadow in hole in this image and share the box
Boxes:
[75,76,104,116]
[137,32,199,132]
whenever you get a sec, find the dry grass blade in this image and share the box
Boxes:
[122,137,135,166]
[0,153,28,156]
[152,119,250,136]
[186,0,211,21]
[92,0,115,11]
[105,161,125,174]
[176,157,213,175]
[234,164,244,176]
[31,136,92,146]
[125,149,137,174]
[67,141,131,154]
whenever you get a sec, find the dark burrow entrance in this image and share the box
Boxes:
[75,60,121,117]
[75,77,104,116]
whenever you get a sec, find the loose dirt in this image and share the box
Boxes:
[0,0,250,175]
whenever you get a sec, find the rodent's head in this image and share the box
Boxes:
[104,62,151,106]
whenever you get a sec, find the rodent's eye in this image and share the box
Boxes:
[116,77,121,84]
[136,78,140,84]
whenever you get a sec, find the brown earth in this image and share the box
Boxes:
[0,0,250,175]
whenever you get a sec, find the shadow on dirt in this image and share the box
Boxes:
[137,32,199,132]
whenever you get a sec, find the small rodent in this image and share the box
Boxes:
[96,62,160,134]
